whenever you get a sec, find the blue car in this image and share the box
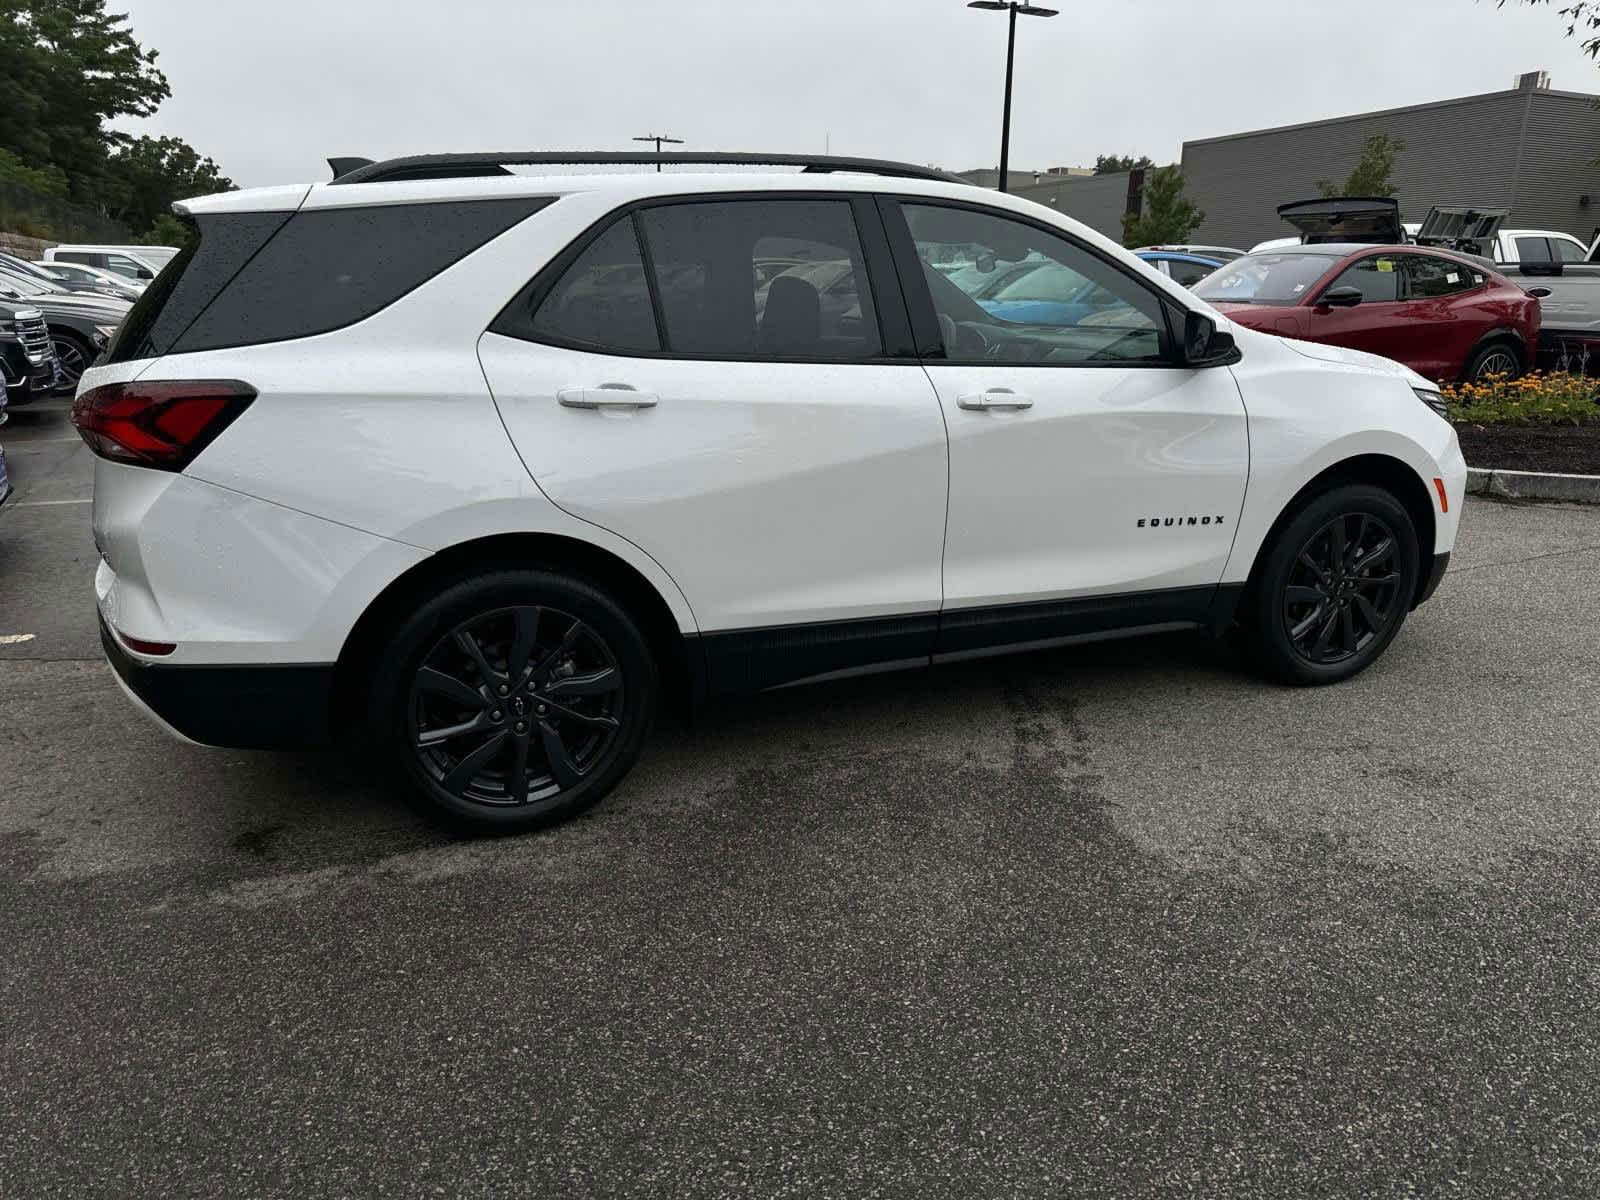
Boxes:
[973,250,1222,327]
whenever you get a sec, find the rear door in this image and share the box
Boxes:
[1398,253,1488,380]
[479,194,949,687]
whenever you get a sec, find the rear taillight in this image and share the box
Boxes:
[72,380,256,470]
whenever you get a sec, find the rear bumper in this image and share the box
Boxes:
[100,615,333,750]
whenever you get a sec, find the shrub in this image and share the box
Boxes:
[1444,370,1600,426]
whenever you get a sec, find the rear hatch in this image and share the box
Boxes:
[1412,205,1508,256]
[1276,197,1402,245]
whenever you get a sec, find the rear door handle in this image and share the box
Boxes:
[957,389,1032,411]
[557,384,659,410]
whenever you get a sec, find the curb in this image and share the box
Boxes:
[1466,467,1600,504]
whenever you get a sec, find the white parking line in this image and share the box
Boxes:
[7,498,92,507]
[0,633,37,645]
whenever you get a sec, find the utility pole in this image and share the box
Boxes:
[966,2,1058,193]
[632,133,684,171]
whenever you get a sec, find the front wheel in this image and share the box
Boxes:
[1244,484,1420,685]
[370,569,657,831]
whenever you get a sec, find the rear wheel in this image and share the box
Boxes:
[1244,484,1420,685]
[1463,339,1522,384]
[371,569,656,831]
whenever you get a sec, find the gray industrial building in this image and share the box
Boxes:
[1179,72,1600,250]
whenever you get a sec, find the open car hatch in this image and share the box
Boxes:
[1412,204,1509,255]
[1276,196,1402,245]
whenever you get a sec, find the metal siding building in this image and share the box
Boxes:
[1181,79,1600,250]
[1009,170,1137,240]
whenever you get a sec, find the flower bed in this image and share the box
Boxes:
[1447,371,1600,475]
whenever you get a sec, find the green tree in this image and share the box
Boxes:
[0,1,171,205]
[103,135,233,234]
[1095,153,1156,175]
[1315,133,1405,198]
[0,147,69,196]
[139,211,190,246]
[1122,164,1204,246]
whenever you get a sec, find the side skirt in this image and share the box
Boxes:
[694,584,1245,697]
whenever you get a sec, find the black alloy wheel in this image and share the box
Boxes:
[409,606,624,810]
[1282,512,1404,666]
[1245,483,1420,685]
[373,569,657,831]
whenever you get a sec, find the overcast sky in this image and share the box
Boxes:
[111,0,1599,189]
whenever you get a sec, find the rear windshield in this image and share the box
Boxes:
[1192,253,1337,307]
[107,197,551,362]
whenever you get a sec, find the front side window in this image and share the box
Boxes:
[1193,253,1338,307]
[636,200,881,359]
[1324,256,1402,303]
[103,254,151,280]
[1404,255,1474,299]
[1553,237,1588,264]
[1165,258,1216,287]
[902,203,1168,365]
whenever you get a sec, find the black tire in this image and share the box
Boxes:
[1462,338,1523,384]
[369,568,657,832]
[1244,483,1420,686]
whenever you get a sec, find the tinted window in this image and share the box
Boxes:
[1326,256,1401,303]
[530,217,658,353]
[103,254,151,280]
[56,252,102,267]
[1404,255,1474,298]
[171,198,550,354]
[1165,258,1216,287]
[904,203,1167,365]
[106,212,282,363]
[1553,237,1587,264]
[636,200,881,359]
[1193,253,1336,306]
[1516,237,1553,263]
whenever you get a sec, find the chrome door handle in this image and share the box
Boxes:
[557,384,659,410]
[957,389,1032,411]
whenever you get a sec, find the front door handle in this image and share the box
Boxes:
[957,389,1032,411]
[557,384,659,410]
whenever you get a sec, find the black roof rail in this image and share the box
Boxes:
[327,152,967,186]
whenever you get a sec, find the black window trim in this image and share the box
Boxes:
[490,189,919,365]
[875,194,1204,371]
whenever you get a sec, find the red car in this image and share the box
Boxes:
[1193,243,1540,384]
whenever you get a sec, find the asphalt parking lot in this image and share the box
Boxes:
[4,400,1600,1197]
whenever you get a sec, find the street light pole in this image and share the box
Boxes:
[632,133,684,171]
[967,1,1058,193]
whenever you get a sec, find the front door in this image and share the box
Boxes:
[479,195,949,688]
[1303,252,1415,367]
[883,199,1249,651]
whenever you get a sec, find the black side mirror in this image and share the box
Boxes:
[1181,311,1237,367]
[1315,286,1364,309]
[136,268,154,280]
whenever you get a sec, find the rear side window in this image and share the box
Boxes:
[110,197,550,361]
[637,200,882,359]
[529,218,658,352]
[1553,238,1587,264]
[1403,255,1474,298]
[1515,237,1553,263]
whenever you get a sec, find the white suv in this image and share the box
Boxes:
[75,152,1466,831]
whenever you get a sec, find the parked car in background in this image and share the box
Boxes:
[42,244,175,284]
[0,298,61,406]
[1195,244,1540,383]
[1136,243,1247,262]
[0,252,135,302]
[0,270,127,390]
[1136,250,1223,287]
[30,259,145,301]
